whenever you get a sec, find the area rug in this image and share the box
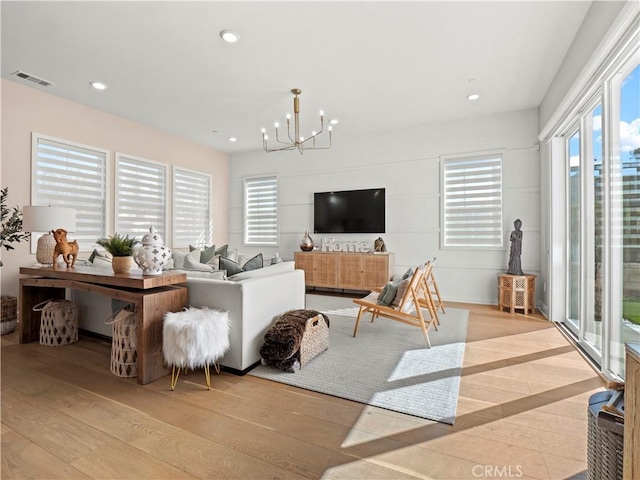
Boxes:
[249,294,468,424]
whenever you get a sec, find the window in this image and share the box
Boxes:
[115,154,167,238]
[441,154,503,247]
[244,176,278,246]
[173,167,211,247]
[31,133,107,251]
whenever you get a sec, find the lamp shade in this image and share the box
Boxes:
[23,206,76,233]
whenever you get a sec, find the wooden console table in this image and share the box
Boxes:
[19,266,187,385]
[498,273,536,314]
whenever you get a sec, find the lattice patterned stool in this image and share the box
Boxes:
[34,299,78,346]
[498,274,536,314]
[105,305,137,378]
[162,308,230,390]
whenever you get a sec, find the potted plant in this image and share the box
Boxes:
[1,187,30,266]
[96,233,138,274]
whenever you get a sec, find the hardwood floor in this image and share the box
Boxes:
[1,300,604,479]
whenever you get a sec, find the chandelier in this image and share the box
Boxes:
[261,88,333,154]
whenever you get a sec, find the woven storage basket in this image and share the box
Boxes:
[299,314,329,367]
[105,306,137,378]
[1,295,18,335]
[35,299,78,346]
[587,391,624,480]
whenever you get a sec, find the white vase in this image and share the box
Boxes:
[132,226,171,275]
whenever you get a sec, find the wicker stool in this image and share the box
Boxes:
[162,308,230,390]
[1,295,17,335]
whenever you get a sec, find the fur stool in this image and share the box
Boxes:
[162,307,230,390]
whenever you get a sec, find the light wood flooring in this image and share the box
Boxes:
[1,300,605,479]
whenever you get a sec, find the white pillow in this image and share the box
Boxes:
[184,270,227,280]
[228,261,294,281]
[206,254,220,270]
[172,250,188,269]
[184,255,214,272]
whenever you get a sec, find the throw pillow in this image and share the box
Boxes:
[200,245,217,264]
[377,282,398,306]
[171,250,187,269]
[184,255,215,272]
[391,278,411,307]
[206,255,220,270]
[219,256,244,276]
[402,268,414,280]
[219,253,263,276]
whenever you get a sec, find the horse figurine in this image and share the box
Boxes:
[51,228,79,269]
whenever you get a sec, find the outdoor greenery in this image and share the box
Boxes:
[96,233,138,257]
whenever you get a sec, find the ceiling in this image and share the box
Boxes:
[1,1,593,154]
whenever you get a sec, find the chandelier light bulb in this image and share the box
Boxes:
[286,113,291,120]
[328,126,333,131]
[264,134,269,140]
[312,131,317,136]
[274,122,280,128]
[319,110,324,117]
[261,128,266,134]
[300,136,305,142]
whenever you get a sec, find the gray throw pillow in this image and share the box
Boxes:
[220,253,263,276]
[377,282,398,306]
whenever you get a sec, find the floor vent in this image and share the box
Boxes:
[11,70,54,87]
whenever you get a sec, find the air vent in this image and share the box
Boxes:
[11,70,54,87]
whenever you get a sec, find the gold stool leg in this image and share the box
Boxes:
[203,363,211,390]
[170,365,181,391]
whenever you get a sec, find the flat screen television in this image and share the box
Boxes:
[314,188,385,234]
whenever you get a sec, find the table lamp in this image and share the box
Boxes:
[22,206,77,265]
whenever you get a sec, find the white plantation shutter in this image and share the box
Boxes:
[442,154,503,247]
[115,154,167,239]
[173,168,211,247]
[245,176,278,246]
[32,134,107,251]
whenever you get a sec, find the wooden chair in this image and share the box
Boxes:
[352,262,438,347]
[427,257,446,315]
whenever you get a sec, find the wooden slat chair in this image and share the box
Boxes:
[352,262,438,347]
[427,257,446,315]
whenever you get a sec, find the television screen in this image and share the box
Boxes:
[314,188,385,234]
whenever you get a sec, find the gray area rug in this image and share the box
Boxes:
[249,294,469,424]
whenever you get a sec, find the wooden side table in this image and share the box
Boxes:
[498,273,536,314]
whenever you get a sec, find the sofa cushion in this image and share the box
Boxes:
[182,269,227,280]
[185,255,216,272]
[377,281,398,306]
[189,244,229,263]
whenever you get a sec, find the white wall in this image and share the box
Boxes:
[0,79,230,297]
[230,109,540,305]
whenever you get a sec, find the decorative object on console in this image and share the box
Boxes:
[132,226,171,275]
[22,205,76,265]
[300,230,314,251]
[374,237,386,252]
[261,88,333,154]
[51,228,79,269]
[319,238,372,253]
[96,233,138,274]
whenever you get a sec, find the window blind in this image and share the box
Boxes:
[442,155,503,247]
[115,154,167,239]
[32,135,107,251]
[173,168,211,247]
[245,176,278,246]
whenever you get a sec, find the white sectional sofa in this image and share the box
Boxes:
[184,261,306,373]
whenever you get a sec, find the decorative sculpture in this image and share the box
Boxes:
[507,219,524,275]
[51,228,79,269]
[374,237,386,252]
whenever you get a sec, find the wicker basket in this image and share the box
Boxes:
[1,295,18,335]
[34,299,78,346]
[299,314,329,367]
[105,306,137,378]
[587,391,624,480]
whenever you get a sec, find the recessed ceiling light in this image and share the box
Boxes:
[467,93,480,101]
[220,30,240,43]
[329,119,339,125]
[228,137,237,142]
[90,81,108,90]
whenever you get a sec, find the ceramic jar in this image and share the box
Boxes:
[132,226,171,275]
